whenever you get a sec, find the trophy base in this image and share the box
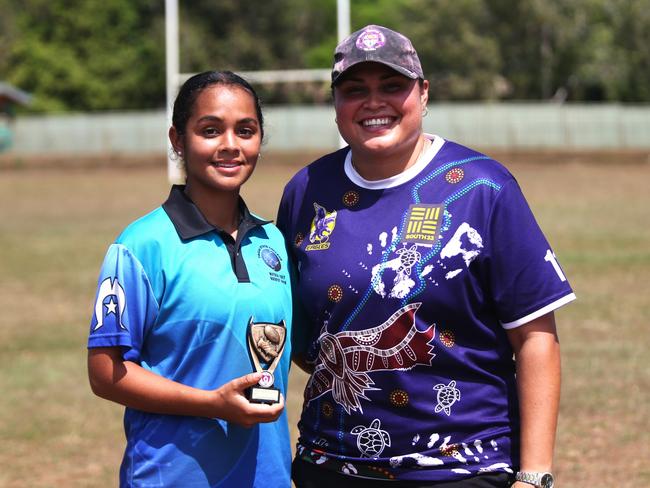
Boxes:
[248,386,281,405]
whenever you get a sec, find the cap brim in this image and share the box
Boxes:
[332,60,420,85]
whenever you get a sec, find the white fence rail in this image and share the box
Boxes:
[8,103,650,155]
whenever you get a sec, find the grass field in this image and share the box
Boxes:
[0,150,648,487]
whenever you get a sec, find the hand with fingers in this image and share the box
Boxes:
[211,372,285,428]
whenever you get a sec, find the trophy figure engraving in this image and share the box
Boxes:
[247,317,286,404]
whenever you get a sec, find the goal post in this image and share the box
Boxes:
[165,0,350,183]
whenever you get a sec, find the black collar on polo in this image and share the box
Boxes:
[163,185,268,239]
[162,185,270,283]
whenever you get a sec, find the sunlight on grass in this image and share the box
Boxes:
[1,154,648,486]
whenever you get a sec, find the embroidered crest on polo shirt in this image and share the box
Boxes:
[306,202,337,251]
[404,204,443,245]
[259,245,282,271]
[258,245,286,284]
[356,28,386,51]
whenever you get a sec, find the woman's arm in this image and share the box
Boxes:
[506,312,561,486]
[88,347,284,428]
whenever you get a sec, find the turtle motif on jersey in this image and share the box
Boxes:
[304,302,435,414]
[395,244,421,275]
[433,380,461,416]
[351,418,391,458]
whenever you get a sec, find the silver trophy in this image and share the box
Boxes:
[246,317,286,404]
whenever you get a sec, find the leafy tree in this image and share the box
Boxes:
[176,0,338,103]
[0,0,18,77]
[393,0,504,100]
[4,0,165,112]
[609,0,650,101]
[1,0,649,111]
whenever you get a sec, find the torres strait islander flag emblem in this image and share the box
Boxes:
[93,277,127,331]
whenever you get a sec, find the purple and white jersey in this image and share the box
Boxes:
[277,136,575,482]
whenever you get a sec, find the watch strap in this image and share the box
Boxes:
[515,471,553,488]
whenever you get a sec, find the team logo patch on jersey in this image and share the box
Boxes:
[404,204,443,245]
[93,277,127,331]
[258,245,286,284]
[306,202,337,251]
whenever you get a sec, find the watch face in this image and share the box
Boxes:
[541,473,554,488]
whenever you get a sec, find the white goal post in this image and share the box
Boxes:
[165,0,350,183]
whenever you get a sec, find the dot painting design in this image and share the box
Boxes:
[328,284,343,302]
[389,389,409,407]
[445,167,464,184]
[403,179,501,306]
[440,443,460,457]
[342,190,360,207]
[342,157,495,332]
[366,466,395,480]
[411,156,491,204]
[334,156,499,454]
[439,330,456,348]
[322,402,334,418]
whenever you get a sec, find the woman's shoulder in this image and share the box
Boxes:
[260,221,290,255]
[115,206,173,251]
[255,216,284,239]
[438,139,515,184]
[284,147,348,190]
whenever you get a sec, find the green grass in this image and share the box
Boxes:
[0,153,648,487]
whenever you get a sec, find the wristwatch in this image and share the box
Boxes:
[515,471,555,488]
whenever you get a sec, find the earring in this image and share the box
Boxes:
[422,107,429,117]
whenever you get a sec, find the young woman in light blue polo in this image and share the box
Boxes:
[87,71,293,487]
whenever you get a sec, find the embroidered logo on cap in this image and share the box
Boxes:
[356,28,386,51]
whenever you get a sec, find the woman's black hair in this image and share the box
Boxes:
[172,70,264,139]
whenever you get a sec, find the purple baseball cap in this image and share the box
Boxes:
[331,24,424,85]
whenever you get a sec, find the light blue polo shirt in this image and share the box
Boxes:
[88,185,293,487]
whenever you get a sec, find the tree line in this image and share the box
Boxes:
[1,0,648,112]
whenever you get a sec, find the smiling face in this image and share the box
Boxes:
[170,84,262,198]
[334,62,428,174]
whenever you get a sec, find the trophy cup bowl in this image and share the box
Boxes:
[247,318,286,404]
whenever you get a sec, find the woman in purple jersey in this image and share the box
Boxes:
[278,25,572,488]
